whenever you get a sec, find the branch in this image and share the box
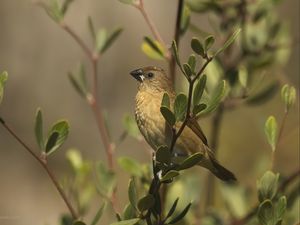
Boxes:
[134,0,168,54]
[60,22,118,211]
[0,118,78,219]
[169,0,184,84]
[170,57,212,153]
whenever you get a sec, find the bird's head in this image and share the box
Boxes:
[130,66,173,92]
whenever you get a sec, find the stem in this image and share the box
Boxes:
[169,0,184,84]
[135,0,168,54]
[60,22,118,211]
[170,58,212,153]
[61,23,93,61]
[0,118,78,219]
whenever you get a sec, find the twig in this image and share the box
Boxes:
[60,22,118,211]
[170,57,212,152]
[134,0,168,54]
[61,22,93,61]
[0,118,78,219]
[169,0,184,84]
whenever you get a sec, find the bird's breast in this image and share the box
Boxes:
[135,91,170,150]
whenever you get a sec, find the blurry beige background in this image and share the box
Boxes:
[0,0,299,225]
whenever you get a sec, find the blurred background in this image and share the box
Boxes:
[0,0,299,225]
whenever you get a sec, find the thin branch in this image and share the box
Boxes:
[135,0,168,53]
[169,0,184,84]
[60,21,118,211]
[0,118,78,219]
[170,57,212,151]
[61,22,94,61]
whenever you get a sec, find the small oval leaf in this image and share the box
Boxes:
[193,75,207,106]
[161,170,179,182]
[179,153,203,170]
[137,194,155,212]
[191,37,205,57]
[35,108,44,151]
[264,116,278,152]
[160,106,176,126]
[174,93,188,121]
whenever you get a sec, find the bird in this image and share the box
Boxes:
[130,66,236,182]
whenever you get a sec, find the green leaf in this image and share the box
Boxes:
[180,4,191,35]
[160,106,176,126]
[0,71,8,105]
[179,153,203,170]
[91,202,106,225]
[238,66,248,88]
[110,218,140,225]
[101,28,123,53]
[191,37,205,57]
[122,204,137,220]
[137,194,155,212]
[193,75,207,106]
[193,104,207,115]
[66,149,83,171]
[204,35,215,51]
[200,80,226,115]
[142,36,165,60]
[161,93,171,109]
[257,171,279,202]
[182,63,193,77]
[281,84,296,112]
[97,162,116,196]
[40,0,64,22]
[122,115,140,139]
[88,16,96,41]
[246,82,279,105]
[96,28,107,52]
[174,93,188,121]
[168,202,192,224]
[264,116,278,152]
[118,157,143,177]
[166,198,179,219]
[61,0,74,15]
[68,64,88,98]
[68,73,86,98]
[188,54,196,73]
[35,108,44,150]
[275,196,287,221]
[172,41,182,68]
[128,178,138,210]
[161,170,179,182]
[45,120,69,155]
[156,146,172,164]
[214,28,241,56]
[258,200,274,225]
[45,131,59,153]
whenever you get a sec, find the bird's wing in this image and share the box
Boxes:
[186,117,208,146]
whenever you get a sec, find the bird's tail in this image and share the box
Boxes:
[203,147,237,182]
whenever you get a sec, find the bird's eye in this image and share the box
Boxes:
[147,72,154,78]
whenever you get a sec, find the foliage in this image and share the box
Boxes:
[0,0,298,225]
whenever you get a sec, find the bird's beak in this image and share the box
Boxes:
[130,68,145,82]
